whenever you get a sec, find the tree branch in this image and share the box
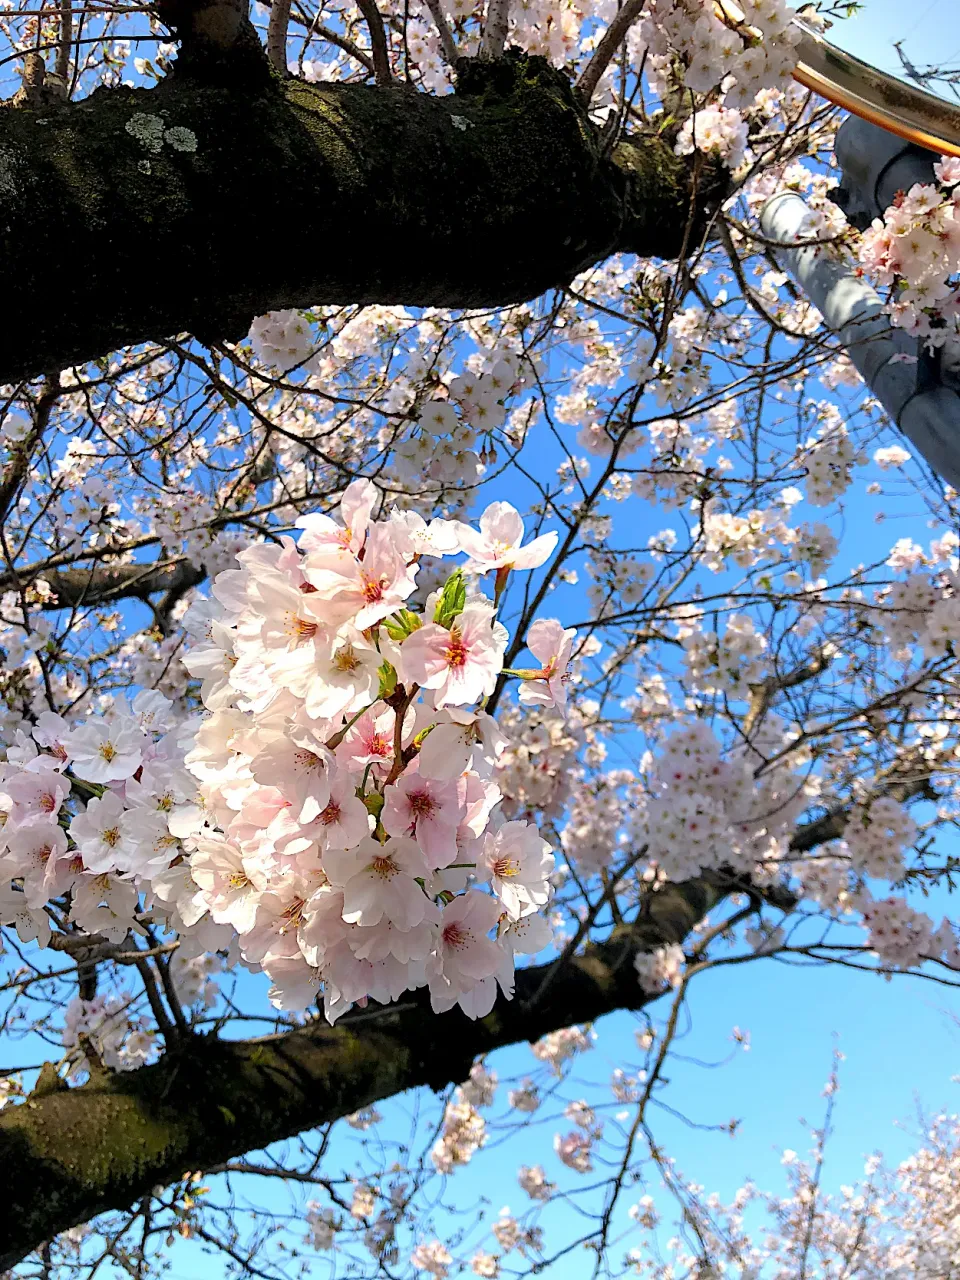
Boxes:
[480,0,510,58]
[575,0,646,103]
[0,51,719,384]
[0,375,60,525]
[0,873,730,1267]
[265,0,292,72]
[355,0,392,84]
[5,558,208,609]
[423,0,458,66]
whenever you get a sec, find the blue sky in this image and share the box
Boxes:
[829,0,960,83]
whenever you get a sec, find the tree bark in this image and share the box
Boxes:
[0,49,720,386]
[0,873,731,1267]
[11,558,208,609]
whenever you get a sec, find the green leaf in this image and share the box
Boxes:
[378,660,397,698]
[382,608,422,641]
[434,569,466,629]
[363,791,385,820]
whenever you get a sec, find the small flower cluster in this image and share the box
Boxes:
[0,693,207,950]
[845,798,918,881]
[641,0,800,124]
[801,418,857,506]
[531,1024,594,1072]
[62,994,157,1079]
[634,941,685,994]
[638,722,808,883]
[860,895,960,971]
[249,309,316,372]
[395,354,530,487]
[675,103,750,170]
[858,157,960,345]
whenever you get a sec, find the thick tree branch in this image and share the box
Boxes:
[0,873,734,1266]
[2,557,208,609]
[0,50,720,385]
[480,0,511,58]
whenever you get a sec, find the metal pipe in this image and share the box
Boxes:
[760,190,960,490]
[791,20,960,158]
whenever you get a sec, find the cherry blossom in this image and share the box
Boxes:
[455,503,558,575]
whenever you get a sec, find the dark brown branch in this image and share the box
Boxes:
[576,0,646,102]
[0,376,59,524]
[355,0,392,84]
[9,558,208,609]
[0,874,730,1267]
[423,0,458,65]
[0,50,719,385]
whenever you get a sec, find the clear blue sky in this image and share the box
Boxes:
[829,0,960,82]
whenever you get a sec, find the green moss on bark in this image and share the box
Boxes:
[0,52,720,383]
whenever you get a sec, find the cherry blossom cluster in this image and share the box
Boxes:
[0,692,211,952]
[395,353,531,488]
[633,940,685,994]
[62,994,157,1080]
[858,156,960,345]
[675,102,750,170]
[0,486,580,1026]
[844,797,918,881]
[682,612,768,697]
[249,308,317,372]
[178,483,568,1020]
[800,411,857,506]
[641,0,800,103]
[859,895,960,972]
[635,721,810,883]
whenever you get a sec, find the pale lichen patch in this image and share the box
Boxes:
[0,146,18,198]
[125,113,165,154]
[164,126,197,153]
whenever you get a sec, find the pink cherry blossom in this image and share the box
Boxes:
[399,603,507,708]
[417,709,509,781]
[518,619,577,711]
[432,890,503,987]
[324,835,430,930]
[455,502,558,575]
[477,820,554,920]
[303,524,418,629]
[381,765,463,866]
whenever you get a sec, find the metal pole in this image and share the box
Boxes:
[760,190,960,490]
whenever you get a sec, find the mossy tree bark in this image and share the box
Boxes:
[0,47,719,385]
[0,874,742,1268]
